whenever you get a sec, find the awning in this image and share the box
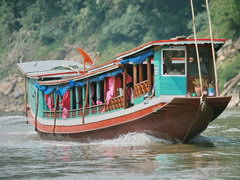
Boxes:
[35,68,124,96]
[120,50,154,64]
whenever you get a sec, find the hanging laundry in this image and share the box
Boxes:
[45,94,54,111]
[106,76,115,105]
[62,90,70,119]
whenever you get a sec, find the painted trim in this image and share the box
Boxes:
[28,99,167,134]
[116,39,225,59]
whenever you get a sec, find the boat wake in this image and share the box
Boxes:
[41,133,171,148]
[94,133,171,146]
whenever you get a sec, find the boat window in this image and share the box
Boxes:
[188,47,211,76]
[162,49,186,76]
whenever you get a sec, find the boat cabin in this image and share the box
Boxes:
[18,38,225,121]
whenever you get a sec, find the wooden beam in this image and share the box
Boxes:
[53,94,59,135]
[133,64,138,97]
[123,66,127,108]
[96,82,100,113]
[24,76,28,121]
[89,83,92,107]
[104,78,108,100]
[133,64,138,86]
[114,76,117,97]
[75,87,79,109]
[82,82,89,124]
[34,89,39,131]
[147,58,152,93]
[139,64,143,82]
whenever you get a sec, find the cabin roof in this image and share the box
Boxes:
[116,38,226,59]
[17,60,86,77]
[38,63,120,86]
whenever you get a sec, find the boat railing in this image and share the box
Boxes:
[134,80,149,97]
[43,103,105,119]
[105,95,124,111]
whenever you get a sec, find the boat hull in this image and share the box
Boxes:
[29,96,231,143]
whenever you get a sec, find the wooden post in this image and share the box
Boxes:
[133,64,138,97]
[24,76,28,123]
[82,86,85,109]
[53,94,59,135]
[34,90,39,131]
[89,83,92,107]
[82,82,89,124]
[139,64,143,82]
[147,58,152,93]
[75,87,79,109]
[96,82,100,113]
[114,77,117,97]
[133,64,138,85]
[123,66,127,108]
[70,88,73,117]
[104,78,108,100]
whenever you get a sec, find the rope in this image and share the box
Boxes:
[190,0,203,95]
[200,94,207,111]
[205,0,219,96]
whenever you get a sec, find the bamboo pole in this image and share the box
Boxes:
[190,0,203,95]
[205,0,219,96]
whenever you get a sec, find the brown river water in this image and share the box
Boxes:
[0,108,240,180]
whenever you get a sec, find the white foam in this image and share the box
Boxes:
[223,128,240,132]
[94,133,170,146]
[37,133,170,148]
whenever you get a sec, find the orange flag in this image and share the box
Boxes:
[77,48,94,65]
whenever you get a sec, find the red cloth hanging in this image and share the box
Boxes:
[45,94,54,111]
[115,76,122,89]
[106,76,115,105]
[62,90,70,119]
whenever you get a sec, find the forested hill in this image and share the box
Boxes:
[0,0,239,111]
[0,0,204,75]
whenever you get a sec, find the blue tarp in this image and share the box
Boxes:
[35,83,56,95]
[120,50,154,64]
[35,68,124,96]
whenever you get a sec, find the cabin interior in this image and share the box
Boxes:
[27,43,220,120]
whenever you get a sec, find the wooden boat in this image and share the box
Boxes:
[17,38,231,143]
